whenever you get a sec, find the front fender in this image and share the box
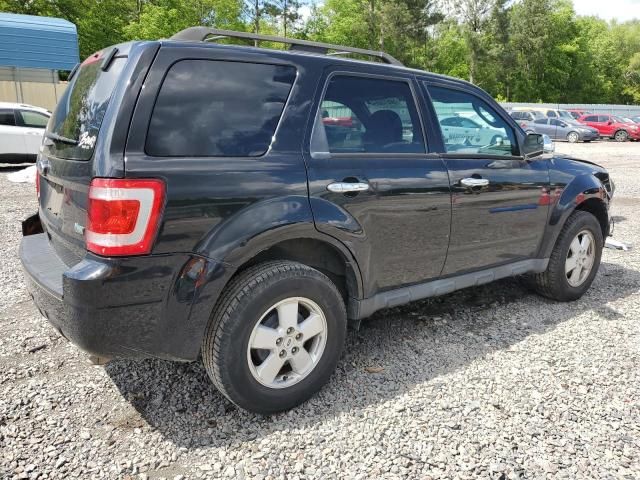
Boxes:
[539,172,609,259]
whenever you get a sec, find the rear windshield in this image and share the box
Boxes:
[45,54,126,160]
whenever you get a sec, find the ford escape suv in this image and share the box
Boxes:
[21,28,614,414]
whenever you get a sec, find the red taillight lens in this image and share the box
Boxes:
[36,173,40,199]
[86,178,165,256]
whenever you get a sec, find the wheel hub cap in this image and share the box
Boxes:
[247,297,327,389]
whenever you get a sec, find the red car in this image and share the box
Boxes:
[578,114,640,142]
[567,109,591,120]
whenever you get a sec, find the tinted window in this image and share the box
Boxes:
[441,117,461,126]
[534,119,548,125]
[428,85,518,156]
[18,110,49,128]
[547,111,557,118]
[312,75,425,154]
[550,119,563,126]
[47,55,126,160]
[583,115,598,122]
[598,116,610,122]
[0,109,15,126]
[147,60,296,157]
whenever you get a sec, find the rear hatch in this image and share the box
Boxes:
[39,49,128,266]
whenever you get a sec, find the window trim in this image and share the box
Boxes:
[422,80,525,160]
[144,58,299,158]
[309,70,428,159]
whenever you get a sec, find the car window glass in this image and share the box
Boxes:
[550,119,562,126]
[313,75,425,154]
[428,85,518,156]
[147,60,296,157]
[0,109,15,126]
[534,119,548,124]
[598,116,610,122]
[440,117,460,126]
[18,110,49,128]
[547,111,557,118]
[458,117,480,128]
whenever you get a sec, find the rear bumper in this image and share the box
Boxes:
[20,233,229,361]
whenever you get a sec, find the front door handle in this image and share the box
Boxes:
[460,178,489,188]
[327,182,370,193]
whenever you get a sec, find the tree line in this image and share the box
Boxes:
[2,0,639,104]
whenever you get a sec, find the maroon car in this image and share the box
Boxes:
[578,114,640,142]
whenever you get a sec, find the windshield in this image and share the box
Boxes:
[612,115,626,123]
[558,110,574,120]
[45,54,126,160]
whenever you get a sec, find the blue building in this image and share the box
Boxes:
[0,13,79,109]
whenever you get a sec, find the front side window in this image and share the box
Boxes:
[0,109,15,126]
[313,75,425,154]
[18,110,49,128]
[535,119,548,125]
[547,111,557,118]
[598,116,610,122]
[428,85,518,156]
[584,115,598,122]
[147,60,296,157]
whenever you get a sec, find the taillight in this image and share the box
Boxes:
[36,173,40,200]
[86,178,165,256]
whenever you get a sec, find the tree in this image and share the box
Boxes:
[451,0,494,84]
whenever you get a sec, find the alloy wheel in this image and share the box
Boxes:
[565,230,596,287]
[247,297,327,389]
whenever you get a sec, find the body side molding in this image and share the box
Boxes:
[349,258,549,319]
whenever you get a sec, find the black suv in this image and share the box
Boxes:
[21,28,614,414]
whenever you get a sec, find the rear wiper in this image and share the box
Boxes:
[44,132,78,145]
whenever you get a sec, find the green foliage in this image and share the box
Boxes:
[1,0,639,103]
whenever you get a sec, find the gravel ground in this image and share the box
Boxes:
[1,142,639,480]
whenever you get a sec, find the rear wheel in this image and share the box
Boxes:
[614,130,628,142]
[566,131,580,143]
[529,211,603,301]
[202,261,347,414]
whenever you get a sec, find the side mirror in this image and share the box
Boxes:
[608,121,613,125]
[523,133,554,158]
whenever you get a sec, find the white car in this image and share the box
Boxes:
[439,115,506,148]
[0,102,50,163]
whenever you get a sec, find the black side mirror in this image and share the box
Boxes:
[523,133,554,158]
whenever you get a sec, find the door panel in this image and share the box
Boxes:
[306,71,451,296]
[0,109,26,156]
[16,110,49,154]
[426,83,550,275]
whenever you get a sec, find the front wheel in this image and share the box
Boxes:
[567,131,580,143]
[202,261,347,414]
[529,211,603,301]
[614,130,628,142]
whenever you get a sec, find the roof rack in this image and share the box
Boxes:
[170,27,404,66]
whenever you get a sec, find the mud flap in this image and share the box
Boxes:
[22,213,43,236]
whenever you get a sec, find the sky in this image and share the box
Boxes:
[572,0,640,22]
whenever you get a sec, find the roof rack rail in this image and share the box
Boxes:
[170,27,404,66]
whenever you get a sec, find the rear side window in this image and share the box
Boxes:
[46,54,127,160]
[583,115,598,122]
[0,109,15,126]
[146,60,296,157]
[17,110,49,128]
[311,75,425,155]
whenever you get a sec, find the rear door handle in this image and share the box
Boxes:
[327,182,370,193]
[460,178,489,187]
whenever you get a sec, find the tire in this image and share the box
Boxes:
[202,260,347,414]
[529,210,603,302]
[614,130,628,142]
[566,131,580,143]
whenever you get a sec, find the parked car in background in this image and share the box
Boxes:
[0,102,50,163]
[567,109,592,120]
[509,110,546,122]
[578,114,640,142]
[528,118,599,143]
[438,115,506,147]
[511,107,576,122]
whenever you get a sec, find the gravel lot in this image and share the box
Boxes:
[1,142,639,480]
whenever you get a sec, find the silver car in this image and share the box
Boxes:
[528,118,599,143]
